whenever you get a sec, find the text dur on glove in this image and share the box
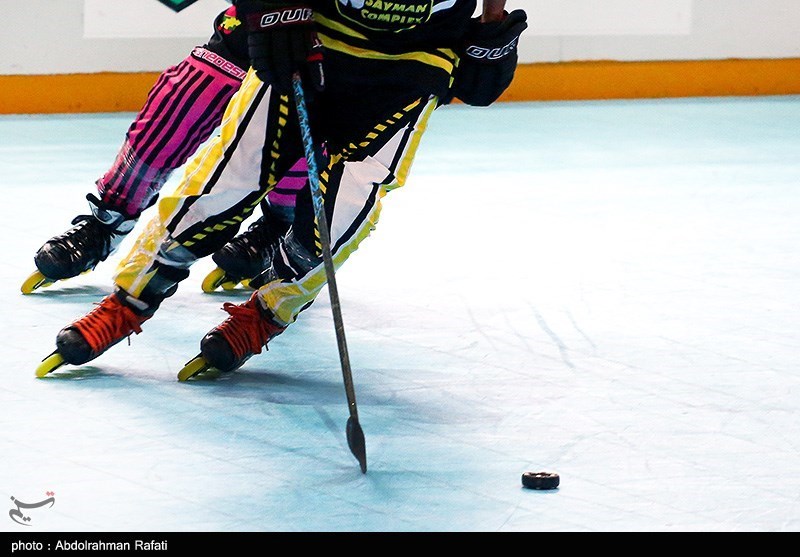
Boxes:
[238,0,325,93]
[452,9,528,107]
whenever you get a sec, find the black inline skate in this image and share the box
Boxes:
[177,291,286,380]
[201,213,289,293]
[21,194,138,294]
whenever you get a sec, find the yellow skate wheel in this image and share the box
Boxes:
[35,352,65,378]
[221,280,239,291]
[201,267,228,293]
[21,270,54,294]
[177,355,211,382]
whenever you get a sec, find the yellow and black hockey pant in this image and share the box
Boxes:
[112,58,442,326]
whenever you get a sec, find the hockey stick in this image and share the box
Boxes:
[291,72,367,474]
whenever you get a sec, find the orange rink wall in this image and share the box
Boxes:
[2,58,800,114]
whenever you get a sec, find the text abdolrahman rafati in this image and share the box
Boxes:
[59,540,167,551]
[11,539,168,552]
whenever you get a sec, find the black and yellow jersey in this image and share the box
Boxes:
[233,0,477,47]
[232,0,476,115]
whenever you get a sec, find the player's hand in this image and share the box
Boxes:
[237,1,324,93]
[450,9,528,107]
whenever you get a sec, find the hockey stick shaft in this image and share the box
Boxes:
[291,73,367,473]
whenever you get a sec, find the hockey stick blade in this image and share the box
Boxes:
[155,0,201,13]
[346,416,367,474]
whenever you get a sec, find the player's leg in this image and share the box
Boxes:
[198,92,441,373]
[27,7,249,289]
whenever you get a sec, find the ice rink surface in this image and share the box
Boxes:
[1,95,799,532]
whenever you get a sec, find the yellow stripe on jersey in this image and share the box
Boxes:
[313,13,370,41]
[317,32,456,73]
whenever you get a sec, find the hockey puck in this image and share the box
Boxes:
[522,472,560,490]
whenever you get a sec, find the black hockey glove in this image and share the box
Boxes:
[236,0,324,93]
[450,9,528,107]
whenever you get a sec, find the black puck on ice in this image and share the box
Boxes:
[522,471,560,490]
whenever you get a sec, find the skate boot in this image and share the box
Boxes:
[177,292,285,381]
[22,194,138,294]
[35,290,152,377]
[201,215,286,293]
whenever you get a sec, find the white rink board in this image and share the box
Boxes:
[528,0,692,36]
[83,0,231,39]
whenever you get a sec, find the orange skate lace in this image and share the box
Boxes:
[217,296,283,360]
[72,295,146,353]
